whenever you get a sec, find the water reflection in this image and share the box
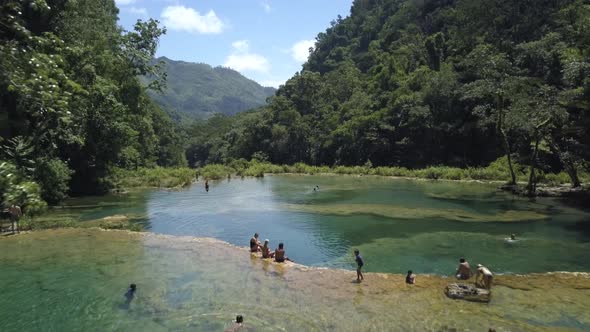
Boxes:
[42,175,590,274]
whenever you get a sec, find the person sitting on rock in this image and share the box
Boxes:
[475,264,493,290]
[250,233,261,252]
[405,270,416,284]
[274,242,291,263]
[261,239,275,259]
[455,257,473,280]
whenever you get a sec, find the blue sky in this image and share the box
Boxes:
[115,0,353,87]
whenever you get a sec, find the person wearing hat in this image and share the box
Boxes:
[475,264,493,290]
[261,239,275,259]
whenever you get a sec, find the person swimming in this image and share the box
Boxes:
[505,233,518,243]
[224,315,244,332]
[406,270,416,284]
[124,283,136,304]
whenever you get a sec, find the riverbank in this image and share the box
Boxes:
[108,167,196,190]
[1,228,589,331]
[197,158,588,187]
[1,213,147,233]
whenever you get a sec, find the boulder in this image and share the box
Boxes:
[444,283,490,302]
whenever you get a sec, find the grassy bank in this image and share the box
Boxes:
[109,167,196,189]
[197,157,588,186]
[6,213,146,233]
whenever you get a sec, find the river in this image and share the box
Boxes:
[1,175,589,331]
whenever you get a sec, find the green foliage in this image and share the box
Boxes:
[0,162,47,215]
[0,0,187,200]
[198,164,233,180]
[146,57,275,119]
[19,215,77,231]
[183,0,590,188]
[110,167,195,189]
[34,158,73,204]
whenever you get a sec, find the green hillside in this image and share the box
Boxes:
[187,0,590,188]
[148,57,276,118]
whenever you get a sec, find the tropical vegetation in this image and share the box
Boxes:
[186,0,590,195]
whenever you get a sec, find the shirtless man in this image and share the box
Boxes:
[274,242,291,263]
[476,264,493,290]
[250,233,261,252]
[455,257,473,280]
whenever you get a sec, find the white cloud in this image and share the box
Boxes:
[115,0,136,5]
[161,6,224,34]
[126,7,148,16]
[259,80,284,88]
[291,39,315,63]
[223,40,270,73]
[260,0,271,13]
[231,40,249,53]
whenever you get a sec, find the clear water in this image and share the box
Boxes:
[1,229,589,331]
[41,175,590,275]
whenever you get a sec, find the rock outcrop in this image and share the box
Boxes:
[444,283,490,302]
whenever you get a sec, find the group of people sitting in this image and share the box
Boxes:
[456,257,494,290]
[250,233,292,263]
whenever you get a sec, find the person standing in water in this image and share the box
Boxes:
[476,264,493,290]
[354,249,364,282]
[205,180,209,192]
[8,204,22,234]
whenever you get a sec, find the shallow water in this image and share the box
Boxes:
[42,175,590,274]
[1,229,589,331]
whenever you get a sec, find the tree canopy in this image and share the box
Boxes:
[186,0,590,190]
[0,0,185,210]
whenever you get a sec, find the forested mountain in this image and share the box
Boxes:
[187,0,590,187]
[147,57,276,119]
[1,0,185,209]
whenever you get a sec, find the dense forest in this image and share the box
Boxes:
[147,57,275,120]
[0,0,186,212]
[2,0,589,214]
[187,0,590,189]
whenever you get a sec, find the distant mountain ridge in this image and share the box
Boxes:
[147,57,276,119]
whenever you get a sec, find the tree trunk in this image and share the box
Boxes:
[548,136,581,188]
[497,101,516,186]
[526,130,541,195]
[500,127,517,185]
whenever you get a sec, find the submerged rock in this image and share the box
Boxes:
[444,283,490,302]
